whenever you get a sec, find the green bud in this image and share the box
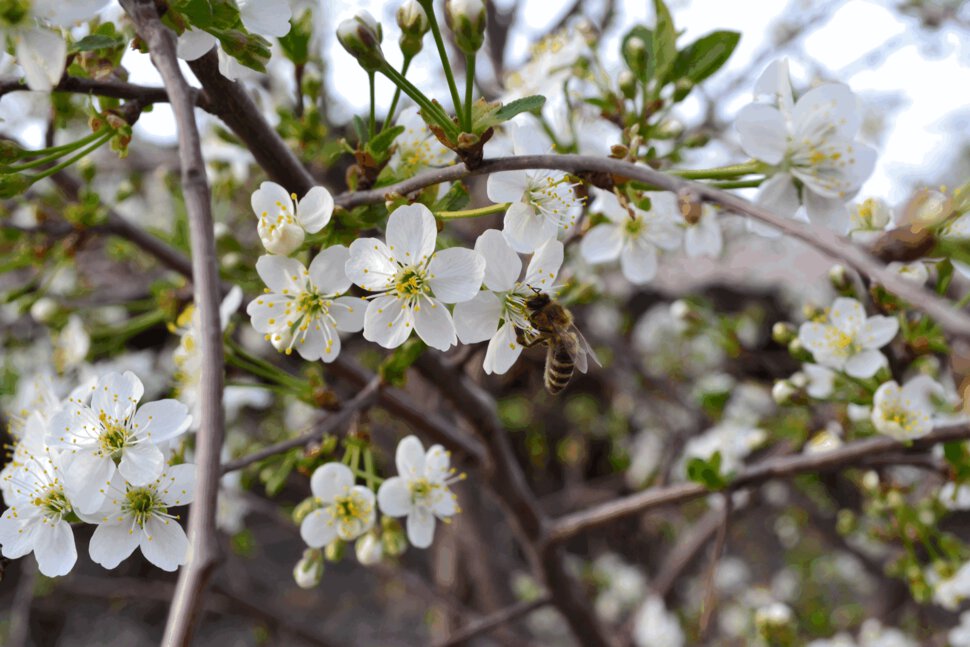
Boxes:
[381,516,408,556]
[324,538,345,562]
[0,138,24,163]
[293,548,324,589]
[337,12,386,72]
[292,496,320,525]
[0,172,30,199]
[771,380,798,406]
[445,0,487,55]
[771,322,796,345]
[0,0,30,29]
[672,78,694,102]
[397,0,430,58]
[788,337,811,362]
[828,264,851,292]
[618,70,637,99]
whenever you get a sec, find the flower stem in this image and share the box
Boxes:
[422,2,464,129]
[382,55,413,132]
[4,130,106,172]
[438,202,511,219]
[28,130,114,184]
[464,52,475,131]
[670,161,765,180]
[368,71,376,139]
[706,178,766,190]
[225,337,307,393]
[363,447,379,491]
[378,61,459,140]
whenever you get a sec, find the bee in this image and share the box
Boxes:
[516,289,600,394]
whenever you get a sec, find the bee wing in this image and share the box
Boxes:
[571,328,601,374]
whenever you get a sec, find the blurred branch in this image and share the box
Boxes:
[120,3,224,647]
[434,596,551,647]
[548,422,970,543]
[7,560,36,647]
[335,154,970,339]
[0,76,192,107]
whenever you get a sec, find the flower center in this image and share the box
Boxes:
[624,215,645,237]
[259,196,297,234]
[327,490,373,538]
[882,405,924,434]
[408,477,438,503]
[296,290,329,317]
[98,418,130,457]
[394,266,428,298]
[32,486,70,520]
[526,173,580,228]
[823,327,858,356]
[124,486,163,528]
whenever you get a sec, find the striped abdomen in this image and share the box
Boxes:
[544,334,578,394]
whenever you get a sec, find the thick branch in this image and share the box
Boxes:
[335,154,970,339]
[119,2,224,646]
[548,422,970,543]
[0,76,184,106]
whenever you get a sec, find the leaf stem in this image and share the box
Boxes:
[438,202,510,219]
[670,161,765,180]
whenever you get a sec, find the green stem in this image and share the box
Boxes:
[226,338,307,392]
[368,71,376,139]
[382,56,413,132]
[954,290,970,310]
[706,178,766,190]
[363,447,378,491]
[29,131,114,184]
[464,52,475,131]
[423,4,464,128]
[670,161,765,180]
[438,202,510,219]
[378,62,458,140]
[89,308,166,341]
[4,130,106,172]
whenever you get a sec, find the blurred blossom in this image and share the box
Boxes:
[631,595,684,647]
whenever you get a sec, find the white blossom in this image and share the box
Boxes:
[849,198,893,244]
[377,435,461,549]
[388,107,453,176]
[682,204,723,258]
[736,59,876,235]
[47,371,192,513]
[251,181,334,256]
[487,126,582,253]
[798,297,898,378]
[300,462,376,547]
[53,314,90,373]
[950,611,970,647]
[453,230,563,374]
[345,204,485,351]
[87,463,195,572]
[870,375,944,440]
[247,247,367,362]
[580,190,683,285]
[631,595,684,647]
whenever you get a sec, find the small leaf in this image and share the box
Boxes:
[367,125,404,156]
[622,26,654,80]
[379,338,426,387]
[490,95,546,125]
[279,10,313,65]
[671,30,740,84]
[71,34,125,53]
[651,0,677,83]
[431,182,469,213]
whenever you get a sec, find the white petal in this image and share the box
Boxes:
[396,435,426,478]
[791,140,876,199]
[219,286,243,330]
[377,477,412,517]
[431,491,458,517]
[330,296,367,333]
[92,371,144,422]
[427,248,486,304]
[407,508,436,549]
[89,522,140,569]
[580,223,623,264]
[487,171,529,203]
[64,451,115,514]
[830,298,866,335]
[176,28,217,61]
[32,520,76,577]
[859,316,899,349]
[297,187,334,234]
[804,364,835,399]
[251,181,292,218]
[844,349,886,379]
[247,294,291,334]
[756,174,801,221]
[346,238,397,292]
[308,245,352,295]
[16,28,66,92]
[523,239,564,288]
[159,464,196,507]
[300,509,338,548]
[735,103,789,164]
[483,322,522,375]
[793,83,861,142]
[362,295,414,349]
[119,442,165,486]
[424,445,451,483]
[798,322,832,357]
[310,462,354,502]
[386,204,437,263]
[0,514,37,559]
[503,202,556,253]
[475,229,521,292]
[238,0,292,37]
[141,518,189,571]
[900,375,945,410]
[131,399,191,444]
[454,291,503,344]
[413,297,457,351]
[753,59,794,113]
[684,213,723,258]
[620,241,658,285]
[803,191,850,234]
[255,254,306,293]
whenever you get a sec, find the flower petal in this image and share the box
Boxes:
[844,349,886,379]
[377,477,412,517]
[32,520,76,577]
[424,444,451,483]
[503,202,557,253]
[238,0,292,38]
[63,451,115,514]
[300,509,338,548]
[346,238,396,292]
[735,103,789,165]
[396,435,426,478]
[427,248,486,304]
[330,296,367,333]
[830,298,866,335]
[92,371,144,423]
[141,517,189,571]
[176,28,217,61]
[620,240,659,285]
[255,255,307,294]
[407,507,436,549]
[413,297,458,351]
[363,294,414,349]
[89,522,140,569]
[685,211,723,258]
[793,83,861,142]
[16,27,66,92]
[475,229,521,292]
[580,223,623,264]
[523,239,564,288]
[119,442,165,486]
[487,171,529,203]
[310,462,355,502]
[859,315,899,349]
[454,291,503,344]
[803,191,850,234]
[483,322,522,375]
[386,204,437,263]
[159,464,196,507]
[308,245,352,295]
[131,399,191,444]
[297,186,334,234]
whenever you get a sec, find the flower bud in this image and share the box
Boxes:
[771,380,797,406]
[258,217,305,256]
[355,532,384,566]
[397,0,430,58]
[0,172,30,199]
[828,264,850,292]
[772,322,796,345]
[672,78,694,102]
[337,12,385,72]
[292,496,320,525]
[325,538,345,562]
[0,138,23,163]
[381,516,408,556]
[30,297,58,324]
[445,0,487,55]
[293,548,324,589]
[618,70,637,99]
[624,36,648,78]
[787,337,811,361]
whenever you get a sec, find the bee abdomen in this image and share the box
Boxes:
[545,344,576,394]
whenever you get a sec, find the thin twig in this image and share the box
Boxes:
[119,2,225,646]
[699,495,731,638]
[433,595,551,647]
[547,423,970,543]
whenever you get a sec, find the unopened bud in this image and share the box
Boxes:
[0,173,30,199]
[292,496,320,525]
[683,131,711,148]
[771,322,796,345]
[381,516,408,556]
[656,119,684,139]
[788,337,811,361]
[677,188,702,224]
[293,548,324,588]
[828,264,850,292]
[337,12,385,71]
[772,380,798,406]
[0,139,23,163]
[397,0,430,57]
[30,297,58,323]
[355,532,384,566]
[618,70,636,99]
[609,144,629,159]
[789,371,807,389]
[861,470,880,491]
[445,0,487,54]
[623,36,648,77]
[325,539,345,562]
[672,78,694,102]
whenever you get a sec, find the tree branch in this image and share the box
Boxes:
[334,154,970,339]
[0,75,187,106]
[433,596,551,647]
[548,422,970,544]
[119,2,224,646]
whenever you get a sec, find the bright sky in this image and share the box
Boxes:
[5,1,969,207]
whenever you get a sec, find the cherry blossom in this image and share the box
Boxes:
[251,181,334,256]
[870,375,945,440]
[300,463,376,547]
[797,298,898,379]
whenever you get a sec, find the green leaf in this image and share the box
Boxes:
[379,338,426,387]
[671,30,740,84]
[479,95,546,130]
[431,181,469,213]
[651,0,677,83]
[685,451,730,490]
[279,9,312,65]
[70,33,126,53]
[937,258,954,295]
[351,116,368,144]
[367,125,404,157]
[171,0,240,31]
